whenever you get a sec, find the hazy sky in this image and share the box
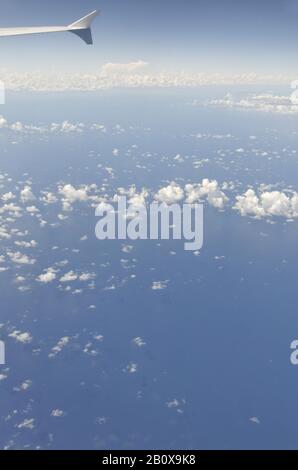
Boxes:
[2,0,298,74]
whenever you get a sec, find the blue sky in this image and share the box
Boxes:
[2,0,298,74]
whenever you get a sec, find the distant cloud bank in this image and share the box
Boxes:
[0,67,294,92]
[200,93,298,115]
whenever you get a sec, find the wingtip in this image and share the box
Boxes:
[69,9,100,30]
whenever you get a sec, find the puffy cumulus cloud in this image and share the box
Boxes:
[7,251,36,265]
[51,409,66,418]
[59,184,90,211]
[14,240,37,249]
[101,60,149,74]
[151,280,169,290]
[114,186,149,208]
[234,188,298,219]
[20,186,36,204]
[1,192,15,202]
[59,271,78,283]
[153,179,228,209]
[79,272,96,282]
[0,227,10,240]
[36,268,57,284]
[185,179,228,209]
[9,330,32,344]
[204,93,298,115]
[52,121,85,133]
[40,192,58,205]
[26,205,39,214]
[59,270,95,283]
[154,182,184,204]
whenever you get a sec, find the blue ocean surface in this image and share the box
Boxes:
[0,87,297,449]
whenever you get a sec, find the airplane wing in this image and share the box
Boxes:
[0,10,99,45]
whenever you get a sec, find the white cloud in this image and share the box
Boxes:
[51,409,66,418]
[16,418,35,430]
[2,192,15,202]
[249,417,261,425]
[124,362,138,373]
[204,93,298,115]
[132,337,146,347]
[26,205,39,214]
[60,271,78,283]
[0,71,293,92]
[13,379,32,392]
[79,272,96,282]
[234,188,298,218]
[49,336,70,358]
[151,280,169,290]
[101,60,149,74]
[7,251,36,265]
[154,182,184,204]
[9,330,32,344]
[59,184,90,211]
[37,268,57,284]
[14,240,37,249]
[185,179,228,209]
[20,186,36,204]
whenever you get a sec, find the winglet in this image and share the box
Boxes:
[68,10,99,45]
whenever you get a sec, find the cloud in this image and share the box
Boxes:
[60,271,78,282]
[0,115,107,135]
[101,60,149,74]
[20,186,36,204]
[37,268,57,284]
[7,251,36,265]
[154,183,184,204]
[9,330,32,344]
[51,409,66,418]
[2,192,15,202]
[123,362,138,373]
[132,337,146,347]
[49,336,70,358]
[0,71,294,92]
[185,179,228,209]
[153,180,228,209]
[151,280,169,290]
[203,93,298,115]
[16,418,35,430]
[234,188,298,218]
[59,184,90,211]
[79,272,96,282]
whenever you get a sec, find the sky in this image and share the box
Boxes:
[1,0,298,74]
[2,0,298,452]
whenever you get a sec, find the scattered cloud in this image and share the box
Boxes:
[36,268,57,284]
[234,188,298,219]
[151,280,169,290]
[9,330,32,344]
[203,93,298,115]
